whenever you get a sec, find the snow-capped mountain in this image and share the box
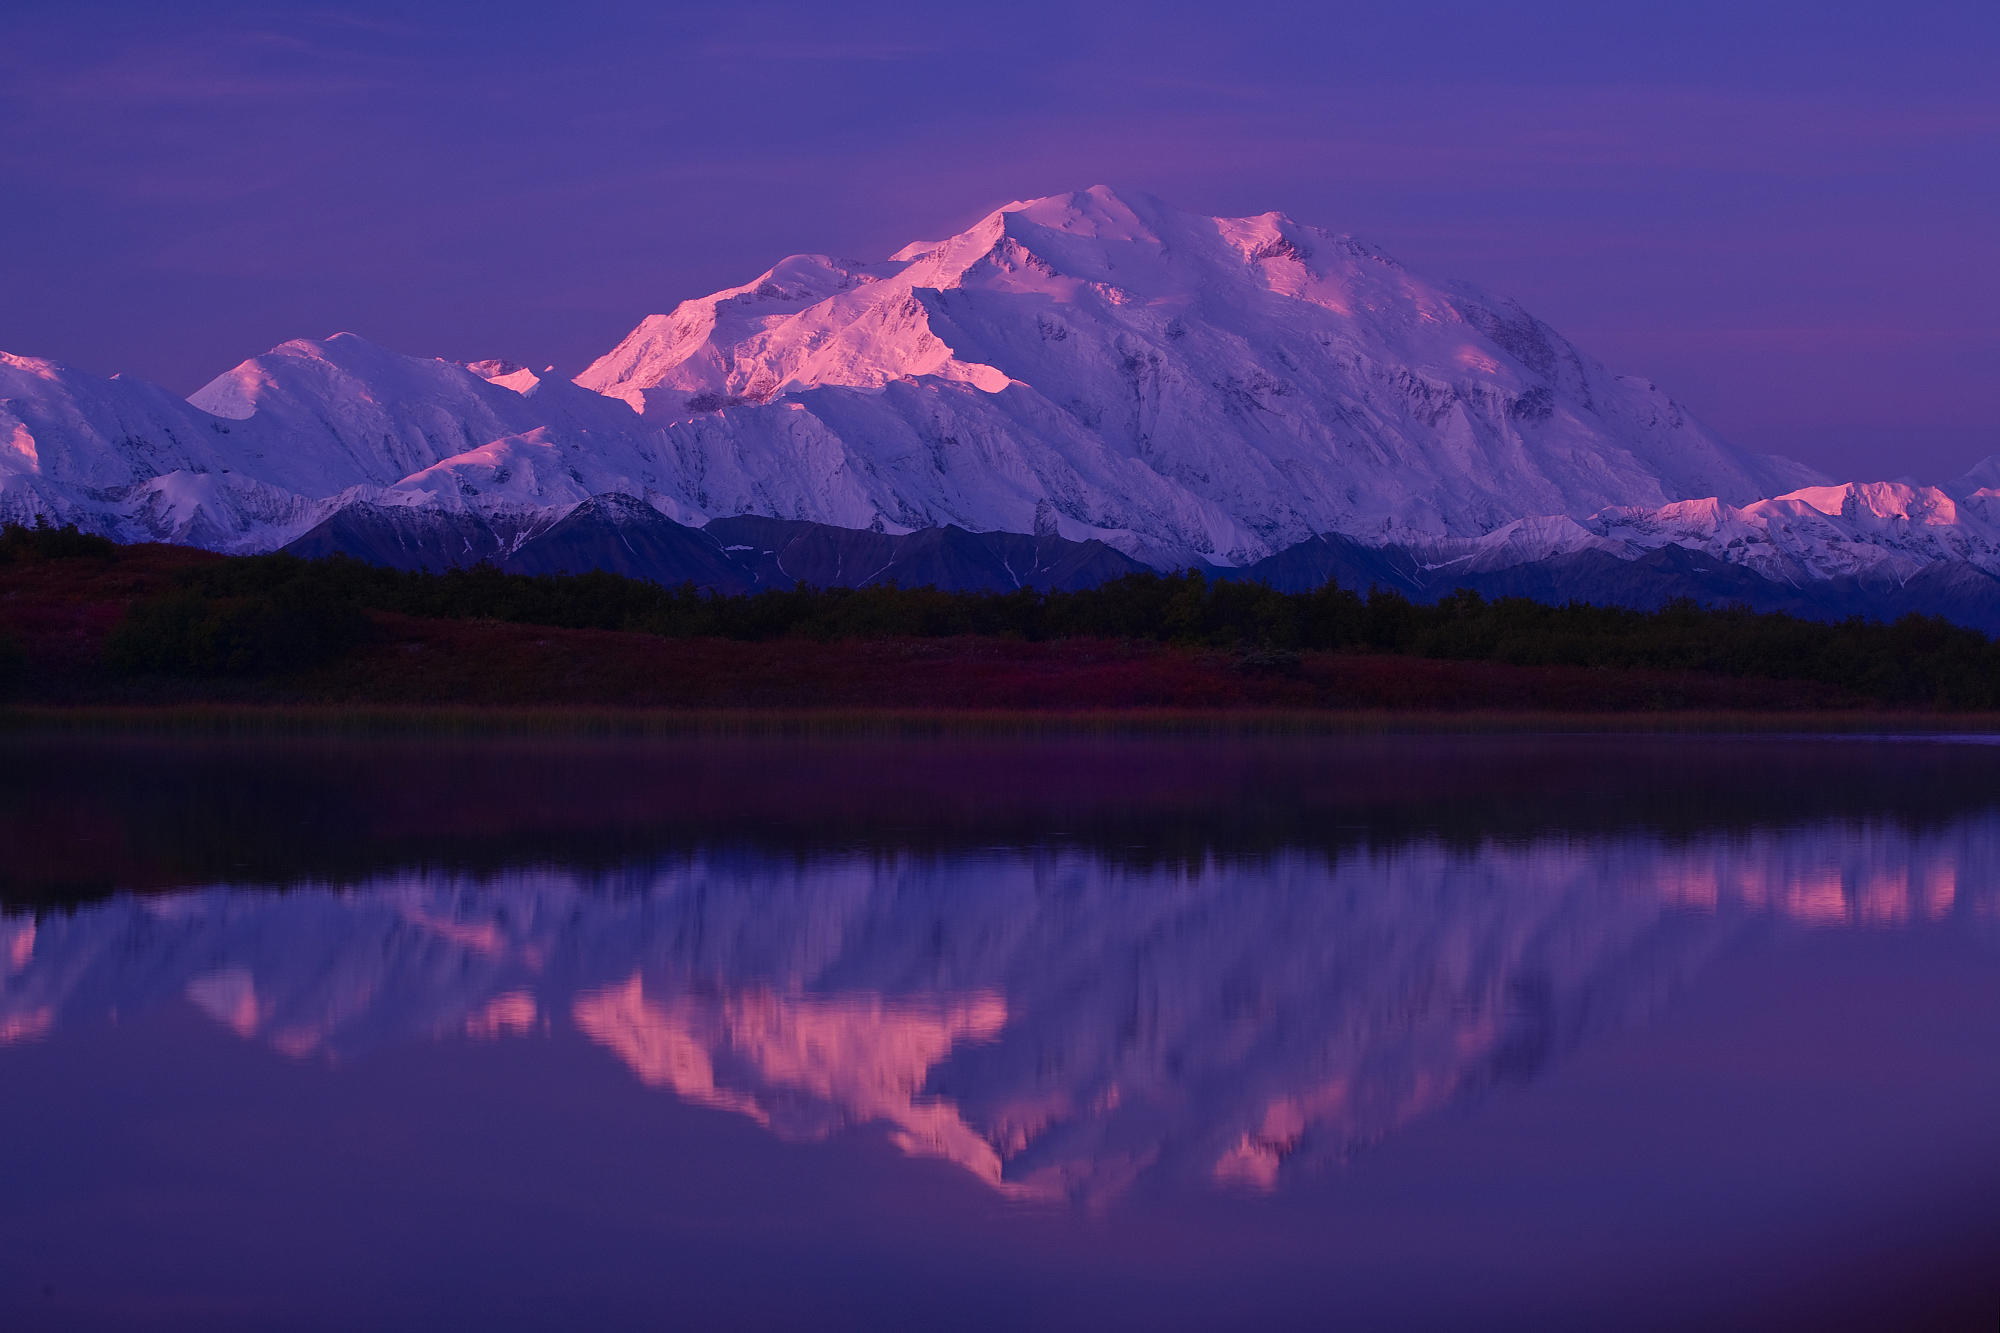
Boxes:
[1597,482,2000,583]
[572,185,1815,561]
[1230,480,2000,631]
[0,350,333,549]
[8,184,2000,613]
[1392,480,2000,584]
[3,188,1812,560]
[0,336,696,553]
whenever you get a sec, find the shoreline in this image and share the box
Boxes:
[8,703,2000,739]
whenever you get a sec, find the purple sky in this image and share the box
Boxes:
[3,0,1995,480]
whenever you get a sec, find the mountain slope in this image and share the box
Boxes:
[501,493,755,591]
[1235,522,2000,633]
[0,351,344,549]
[283,500,529,571]
[704,514,1150,592]
[282,495,1146,594]
[581,186,1818,561]
[33,184,2000,617]
[186,334,568,493]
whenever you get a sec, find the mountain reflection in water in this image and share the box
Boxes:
[7,810,1992,1204]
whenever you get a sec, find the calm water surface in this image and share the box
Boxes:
[2,734,1998,1330]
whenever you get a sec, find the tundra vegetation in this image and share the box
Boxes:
[5,520,1999,710]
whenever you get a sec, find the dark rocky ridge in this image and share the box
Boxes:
[285,502,526,571]
[286,494,1148,594]
[500,494,754,592]
[703,515,1149,592]
[281,491,2000,631]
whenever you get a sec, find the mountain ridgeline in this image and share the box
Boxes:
[282,492,1150,595]
[5,185,2000,627]
[277,492,2000,634]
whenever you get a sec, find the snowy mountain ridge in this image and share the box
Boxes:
[1409,480,2000,586]
[4,185,1996,604]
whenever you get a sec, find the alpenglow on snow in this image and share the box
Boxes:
[15,183,2000,603]
[2,188,1807,556]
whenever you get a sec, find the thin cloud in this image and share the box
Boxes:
[692,38,951,63]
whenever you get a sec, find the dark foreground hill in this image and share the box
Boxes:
[1231,531,2000,633]
[6,520,2000,714]
[285,494,1147,594]
[282,493,2000,635]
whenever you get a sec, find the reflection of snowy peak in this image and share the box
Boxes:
[4,824,1986,1202]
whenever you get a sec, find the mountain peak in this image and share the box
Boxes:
[2,189,1835,573]
[999,183,1162,229]
[564,189,1813,558]
[1777,480,1959,526]
[1950,454,2000,498]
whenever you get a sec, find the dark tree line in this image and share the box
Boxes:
[7,522,2000,706]
[0,517,119,563]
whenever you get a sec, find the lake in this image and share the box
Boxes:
[3,732,1998,1330]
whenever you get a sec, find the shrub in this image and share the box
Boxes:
[0,630,24,697]
[104,589,371,677]
[0,518,118,563]
[42,531,2000,706]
